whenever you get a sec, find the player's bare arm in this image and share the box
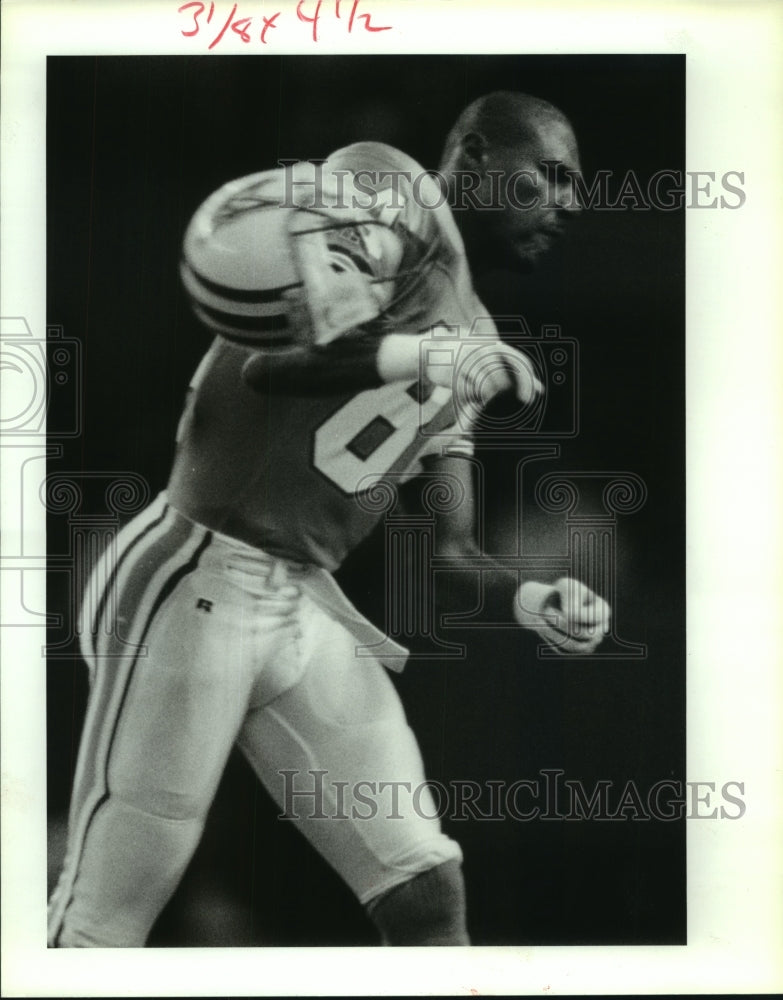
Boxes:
[425,454,610,656]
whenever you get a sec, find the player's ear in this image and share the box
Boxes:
[458,131,488,172]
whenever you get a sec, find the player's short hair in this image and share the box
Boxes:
[439,91,571,165]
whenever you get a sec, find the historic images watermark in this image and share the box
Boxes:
[278,160,746,213]
[278,768,746,823]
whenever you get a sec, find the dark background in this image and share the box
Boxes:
[47,55,685,946]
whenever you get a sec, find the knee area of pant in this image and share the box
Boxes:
[367,858,469,946]
[107,786,209,824]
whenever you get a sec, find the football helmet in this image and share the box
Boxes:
[180,167,404,349]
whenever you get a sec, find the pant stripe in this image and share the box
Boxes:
[97,528,214,801]
[88,503,171,660]
[49,515,213,945]
[78,496,170,666]
[68,505,190,835]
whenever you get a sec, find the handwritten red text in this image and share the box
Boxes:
[177,1,392,48]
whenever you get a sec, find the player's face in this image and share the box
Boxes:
[481,117,582,267]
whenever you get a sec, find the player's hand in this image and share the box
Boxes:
[513,578,611,655]
[425,338,543,409]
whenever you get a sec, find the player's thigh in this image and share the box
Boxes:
[238,600,461,904]
[110,582,255,816]
[77,548,257,826]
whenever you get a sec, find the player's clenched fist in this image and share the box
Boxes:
[513,578,611,655]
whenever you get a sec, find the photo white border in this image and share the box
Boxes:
[2,0,781,995]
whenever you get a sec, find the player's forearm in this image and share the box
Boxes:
[242,332,426,395]
[435,536,522,624]
[438,537,611,651]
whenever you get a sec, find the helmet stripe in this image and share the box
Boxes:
[181,260,301,305]
[192,301,290,334]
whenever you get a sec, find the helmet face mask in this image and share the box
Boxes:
[290,213,403,345]
[180,169,406,350]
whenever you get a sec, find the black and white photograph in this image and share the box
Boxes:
[1,1,781,996]
[43,52,687,950]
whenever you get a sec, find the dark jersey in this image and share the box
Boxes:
[167,340,470,569]
[168,144,492,569]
